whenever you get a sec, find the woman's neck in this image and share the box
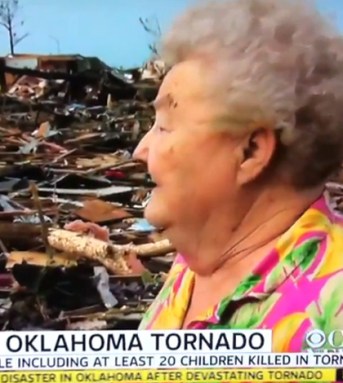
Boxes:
[165,184,324,277]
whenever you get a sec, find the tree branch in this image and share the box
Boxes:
[0,0,27,54]
[13,30,28,45]
[139,15,161,57]
[0,20,10,30]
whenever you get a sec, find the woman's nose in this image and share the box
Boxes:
[132,130,150,163]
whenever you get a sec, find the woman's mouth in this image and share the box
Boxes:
[145,174,158,188]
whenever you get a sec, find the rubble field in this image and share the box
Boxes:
[0,54,342,331]
[0,55,174,331]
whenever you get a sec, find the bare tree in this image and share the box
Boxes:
[0,0,28,55]
[139,15,161,58]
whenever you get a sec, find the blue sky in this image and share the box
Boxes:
[0,0,342,69]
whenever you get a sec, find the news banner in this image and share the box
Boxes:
[0,330,343,382]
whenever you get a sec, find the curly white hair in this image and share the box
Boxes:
[159,0,343,188]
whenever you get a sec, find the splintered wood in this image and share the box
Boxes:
[47,229,130,275]
[134,240,174,257]
[0,59,167,330]
[47,229,174,275]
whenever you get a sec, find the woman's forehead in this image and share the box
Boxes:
[154,61,214,111]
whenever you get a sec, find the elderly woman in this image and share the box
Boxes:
[67,0,343,352]
[131,0,343,352]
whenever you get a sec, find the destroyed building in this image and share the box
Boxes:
[0,53,155,104]
[0,53,171,331]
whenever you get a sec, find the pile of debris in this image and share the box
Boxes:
[0,54,174,331]
[2,53,343,333]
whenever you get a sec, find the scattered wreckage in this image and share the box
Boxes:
[1,54,342,332]
[0,54,173,331]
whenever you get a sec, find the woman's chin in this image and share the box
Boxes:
[144,196,170,229]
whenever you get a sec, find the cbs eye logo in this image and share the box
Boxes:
[305,330,326,349]
[305,329,343,349]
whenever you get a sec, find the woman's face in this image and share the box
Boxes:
[133,59,243,232]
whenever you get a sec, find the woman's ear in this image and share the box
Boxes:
[237,128,277,185]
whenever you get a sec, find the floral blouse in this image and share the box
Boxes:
[139,193,343,352]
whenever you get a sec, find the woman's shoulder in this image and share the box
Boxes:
[138,253,190,329]
[264,194,343,352]
[171,253,188,270]
[270,269,343,352]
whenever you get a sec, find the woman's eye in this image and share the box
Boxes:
[157,126,168,133]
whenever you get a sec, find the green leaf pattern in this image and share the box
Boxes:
[232,274,262,300]
[264,239,320,292]
[229,293,281,329]
[304,272,343,350]
[216,274,262,318]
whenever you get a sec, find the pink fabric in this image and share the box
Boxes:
[139,194,343,359]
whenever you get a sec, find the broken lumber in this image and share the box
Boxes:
[47,229,130,274]
[47,229,174,275]
[135,239,174,257]
[0,222,48,240]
